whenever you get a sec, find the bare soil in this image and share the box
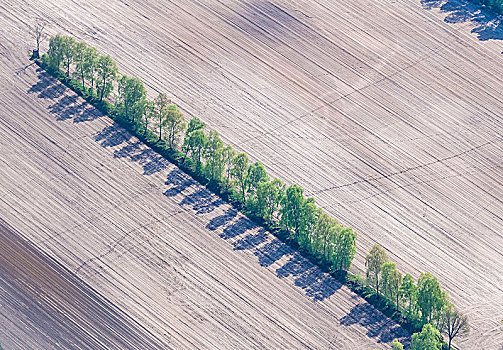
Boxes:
[1,0,503,348]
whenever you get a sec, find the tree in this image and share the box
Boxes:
[153,93,170,141]
[280,184,305,239]
[331,226,357,272]
[96,54,118,102]
[438,303,469,349]
[165,104,186,149]
[204,130,224,183]
[365,244,388,295]
[83,46,98,90]
[182,117,205,160]
[297,197,317,248]
[231,153,249,202]
[400,273,418,318]
[417,273,446,325]
[222,145,236,188]
[33,20,47,58]
[381,262,403,308]
[61,36,75,77]
[410,323,441,350]
[116,75,147,124]
[73,41,88,89]
[143,100,154,136]
[256,178,285,224]
[184,130,207,170]
[48,34,64,72]
[246,161,269,195]
[391,339,404,350]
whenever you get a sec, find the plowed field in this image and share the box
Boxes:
[1,0,502,348]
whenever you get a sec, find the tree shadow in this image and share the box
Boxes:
[179,187,226,215]
[275,252,341,301]
[206,207,238,231]
[421,0,503,41]
[233,229,268,250]
[29,72,102,123]
[254,239,290,267]
[220,216,257,239]
[164,168,194,197]
[340,303,409,344]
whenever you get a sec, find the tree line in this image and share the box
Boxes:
[364,245,469,349]
[39,34,469,348]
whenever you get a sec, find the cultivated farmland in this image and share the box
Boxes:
[1,0,503,348]
[0,22,407,349]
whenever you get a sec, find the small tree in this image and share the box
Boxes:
[165,104,186,149]
[417,273,446,326]
[410,323,441,350]
[365,244,388,295]
[73,41,88,89]
[391,339,404,350]
[331,226,357,272]
[116,75,147,124]
[381,262,403,308]
[231,152,249,202]
[256,178,285,224]
[33,20,47,58]
[280,184,305,239]
[48,34,64,72]
[246,161,269,195]
[143,100,154,136]
[222,145,236,188]
[400,273,418,319]
[83,46,99,90]
[438,303,469,349]
[96,54,118,102]
[153,93,170,141]
[204,130,224,183]
[61,36,75,77]
[182,117,205,158]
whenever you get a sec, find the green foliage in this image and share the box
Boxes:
[73,41,87,89]
[280,184,305,238]
[417,273,446,326]
[231,153,249,202]
[96,54,118,102]
[116,75,147,124]
[255,178,285,224]
[331,226,357,272]
[410,323,441,350]
[365,244,388,295]
[381,262,402,308]
[391,339,404,350]
[61,36,75,77]
[400,273,419,320]
[153,93,170,140]
[204,130,224,183]
[165,104,186,149]
[48,34,64,72]
[83,46,99,89]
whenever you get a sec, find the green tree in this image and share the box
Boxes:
[256,178,285,224]
[280,184,305,239]
[417,273,446,325]
[61,36,75,77]
[331,226,357,272]
[83,46,99,90]
[222,145,236,189]
[116,75,147,124]
[142,100,154,136]
[381,262,403,308]
[410,323,441,350]
[72,41,87,89]
[311,211,338,260]
[365,244,388,295]
[204,130,224,183]
[246,161,269,195]
[391,339,404,350]
[96,54,118,102]
[153,93,170,141]
[182,117,206,160]
[48,34,64,72]
[165,104,186,149]
[438,303,469,349]
[400,273,418,318]
[297,198,317,249]
[184,130,207,170]
[231,153,249,202]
